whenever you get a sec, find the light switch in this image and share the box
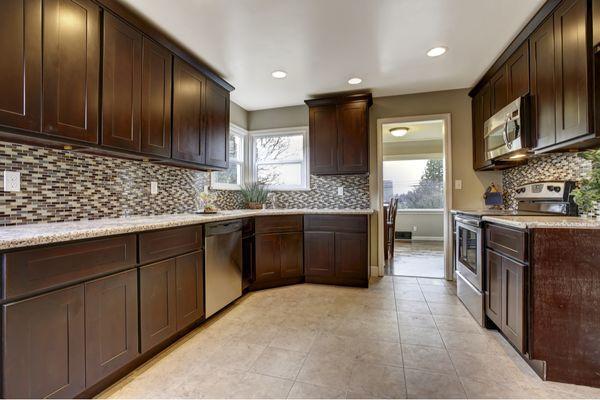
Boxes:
[150,181,158,195]
[454,179,463,190]
[3,171,21,192]
[337,187,344,196]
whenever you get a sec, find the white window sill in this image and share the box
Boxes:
[211,184,242,191]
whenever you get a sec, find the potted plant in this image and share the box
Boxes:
[240,182,269,209]
[572,148,600,217]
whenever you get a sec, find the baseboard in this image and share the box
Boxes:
[370,265,380,277]
[411,236,444,241]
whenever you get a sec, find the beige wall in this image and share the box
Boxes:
[395,211,444,239]
[230,101,249,129]
[246,89,502,266]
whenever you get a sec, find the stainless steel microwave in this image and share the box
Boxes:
[484,96,529,161]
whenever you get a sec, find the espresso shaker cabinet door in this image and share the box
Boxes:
[140,259,177,352]
[172,57,206,164]
[102,12,142,151]
[0,0,42,132]
[141,37,172,157]
[42,0,100,143]
[490,66,508,114]
[85,269,139,387]
[334,232,367,281]
[279,232,303,279]
[304,231,335,278]
[175,251,204,330]
[501,257,526,353]
[336,102,369,174]
[530,16,557,150]
[507,42,530,101]
[472,83,492,170]
[3,285,85,399]
[255,233,282,282]
[309,105,338,175]
[204,80,230,168]
[485,249,503,327]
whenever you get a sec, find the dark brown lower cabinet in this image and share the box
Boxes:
[304,231,335,278]
[85,269,139,387]
[254,232,303,286]
[175,251,204,330]
[280,232,303,278]
[255,233,282,282]
[2,285,86,399]
[485,248,526,353]
[334,232,368,281]
[140,258,177,353]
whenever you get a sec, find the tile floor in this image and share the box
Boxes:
[385,241,445,278]
[100,277,600,399]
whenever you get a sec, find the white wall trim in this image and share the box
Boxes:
[370,266,380,277]
[375,113,453,280]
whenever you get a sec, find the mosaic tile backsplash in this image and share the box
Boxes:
[0,141,370,226]
[502,152,592,209]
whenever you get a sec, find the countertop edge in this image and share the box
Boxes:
[482,215,600,230]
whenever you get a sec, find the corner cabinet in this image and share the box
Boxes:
[204,80,230,168]
[306,93,372,175]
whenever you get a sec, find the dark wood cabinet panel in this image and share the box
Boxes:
[3,285,85,399]
[84,269,138,386]
[141,37,172,157]
[554,0,591,144]
[172,57,206,164]
[42,0,100,143]
[507,42,530,100]
[102,12,142,151]
[255,233,282,282]
[204,80,230,168]
[530,16,557,149]
[255,215,303,234]
[472,83,493,170]
[304,231,335,278]
[304,214,367,233]
[486,249,503,326]
[501,256,526,353]
[334,232,367,281]
[337,102,369,173]
[280,232,303,278]
[309,105,338,174]
[0,0,42,131]
[139,225,203,264]
[490,66,508,114]
[175,251,204,330]
[140,258,177,352]
[486,224,527,263]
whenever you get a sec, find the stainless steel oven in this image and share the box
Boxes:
[454,215,484,325]
[484,96,529,161]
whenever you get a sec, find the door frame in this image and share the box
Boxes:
[374,113,453,280]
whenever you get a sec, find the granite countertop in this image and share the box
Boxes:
[0,208,374,251]
[482,215,600,230]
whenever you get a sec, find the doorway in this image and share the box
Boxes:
[376,114,453,280]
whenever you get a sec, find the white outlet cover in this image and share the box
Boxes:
[337,187,344,196]
[150,181,158,195]
[454,179,463,190]
[3,171,21,192]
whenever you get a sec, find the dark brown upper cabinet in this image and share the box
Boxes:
[472,83,493,170]
[43,0,100,144]
[172,57,206,164]
[507,42,530,101]
[141,37,172,157]
[306,93,372,175]
[490,66,508,114]
[102,12,142,152]
[0,0,42,132]
[204,80,230,168]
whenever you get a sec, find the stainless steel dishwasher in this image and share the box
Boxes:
[204,219,243,317]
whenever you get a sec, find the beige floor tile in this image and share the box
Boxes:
[439,329,505,354]
[250,347,306,380]
[427,301,471,317]
[287,382,346,399]
[232,372,294,399]
[449,350,522,385]
[395,288,426,301]
[347,361,406,399]
[397,311,437,328]
[420,285,457,295]
[460,376,531,399]
[270,327,318,353]
[424,292,462,304]
[234,320,280,346]
[418,277,449,286]
[395,299,431,314]
[333,318,400,342]
[393,276,420,285]
[405,368,466,399]
[309,332,359,359]
[354,339,404,367]
[204,341,267,372]
[296,352,355,390]
[433,314,484,334]
[400,326,445,348]
[401,344,455,373]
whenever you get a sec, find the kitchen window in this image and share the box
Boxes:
[211,124,247,190]
[250,127,309,190]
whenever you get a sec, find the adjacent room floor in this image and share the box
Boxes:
[385,240,445,278]
[100,277,600,399]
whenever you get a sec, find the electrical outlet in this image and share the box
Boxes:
[454,179,463,190]
[204,185,209,193]
[150,181,158,195]
[3,171,21,192]
[413,226,418,232]
[337,187,344,196]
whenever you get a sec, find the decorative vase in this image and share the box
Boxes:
[247,202,263,210]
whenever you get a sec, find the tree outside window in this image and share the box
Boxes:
[383,159,444,209]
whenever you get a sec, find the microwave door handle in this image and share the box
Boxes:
[503,116,511,150]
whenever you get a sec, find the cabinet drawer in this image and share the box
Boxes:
[139,225,203,264]
[486,224,527,262]
[255,215,303,234]
[304,215,367,233]
[2,235,137,301]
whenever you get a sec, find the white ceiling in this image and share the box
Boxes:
[382,120,443,143]
[120,0,545,111]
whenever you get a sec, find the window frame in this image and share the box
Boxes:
[210,123,248,190]
[249,126,310,191]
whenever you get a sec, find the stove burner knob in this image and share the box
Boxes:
[547,185,554,192]
[554,186,561,193]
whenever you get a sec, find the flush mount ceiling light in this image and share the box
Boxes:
[427,46,447,57]
[271,70,287,79]
[348,77,362,85]
[390,127,409,137]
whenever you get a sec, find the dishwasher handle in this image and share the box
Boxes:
[205,219,243,236]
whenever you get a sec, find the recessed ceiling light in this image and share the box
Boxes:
[427,47,447,57]
[271,70,287,79]
[390,127,409,137]
[348,77,362,85]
